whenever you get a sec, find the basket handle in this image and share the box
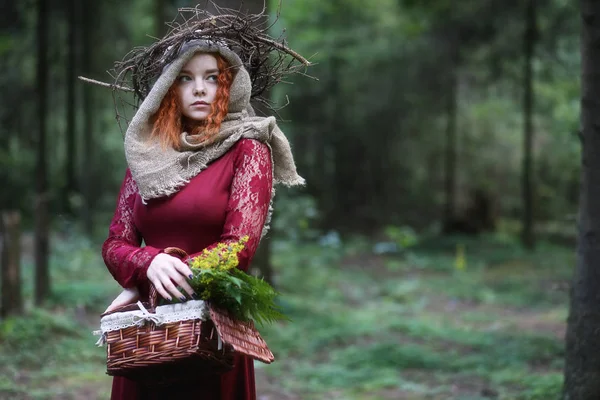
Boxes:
[149,246,190,309]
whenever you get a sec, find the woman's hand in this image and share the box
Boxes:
[147,253,196,302]
[104,287,140,313]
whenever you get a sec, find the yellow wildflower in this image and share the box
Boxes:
[188,236,250,300]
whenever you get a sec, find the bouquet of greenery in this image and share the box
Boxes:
[186,236,286,326]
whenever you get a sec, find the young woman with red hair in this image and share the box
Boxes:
[151,52,233,150]
[101,40,304,400]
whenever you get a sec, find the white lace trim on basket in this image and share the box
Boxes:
[93,300,209,346]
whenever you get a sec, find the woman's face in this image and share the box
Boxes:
[176,53,219,121]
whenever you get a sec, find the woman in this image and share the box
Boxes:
[101,40,304,400]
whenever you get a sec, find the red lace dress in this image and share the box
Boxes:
[102,139,273,400]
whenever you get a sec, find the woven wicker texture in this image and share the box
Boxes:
[101,246,274,383]
[210,307,274,364]
[105,316,234,383]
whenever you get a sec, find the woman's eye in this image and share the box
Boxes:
[178,75,192,82]
[207,74,219,82]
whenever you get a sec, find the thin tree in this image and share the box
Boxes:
[521,0,537,249]
[81,1,94,235]
[65,0,77,213]
[443,39,459,233]
[34,0,50,305]
[562,1,600,398]
[1,211,23,317]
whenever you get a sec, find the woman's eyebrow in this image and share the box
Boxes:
[178,68,219,75]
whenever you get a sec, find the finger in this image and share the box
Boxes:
[168,269,196,297]
[172,261,196,297]
[116,288,139,301]
[159,273,186,301]
[104,289,139,313]
[151,279,173,302]
[105,303,118,313]
[105,299,126,313]
[148,268,175,301]
[105,299,129,313]
[173,260,194,280]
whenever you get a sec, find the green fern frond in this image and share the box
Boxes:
[185,236,287,326]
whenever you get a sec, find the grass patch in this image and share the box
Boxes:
[0,307,109,399]
[0,232,572,399]
[0,233,114,399]
[263,235,571,398]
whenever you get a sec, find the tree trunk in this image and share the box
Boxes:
[156,0,167,37]
[562,2,600,398]
[442,43,459,232]
[1,211,23,317]
[35,0,50,306]
[65,0,77,214]
[521,0,536,249]
[81,1,94,235]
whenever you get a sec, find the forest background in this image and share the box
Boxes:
[0,0,587,399]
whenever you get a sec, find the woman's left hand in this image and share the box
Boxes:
[104,287,140,313]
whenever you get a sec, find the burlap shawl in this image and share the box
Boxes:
[124,40,305,202]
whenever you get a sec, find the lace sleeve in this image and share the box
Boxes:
[188,139,273,272]
[101,169,161,288]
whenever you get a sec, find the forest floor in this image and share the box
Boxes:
[0,233,570,399]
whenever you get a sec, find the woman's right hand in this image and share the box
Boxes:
[104,287,140,313]
[147,253,196,302]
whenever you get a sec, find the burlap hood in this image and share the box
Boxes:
[124,40,304,202]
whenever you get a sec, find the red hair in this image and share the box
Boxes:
[151,54,234,149]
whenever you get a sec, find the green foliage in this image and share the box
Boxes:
[260,235,570,397]
[515,373,563,400]
[0,309,79,357]
[0,0,583,234]
[0,0,584,395]
[0,235,118,399]
[271,0,581,232]
[0,233,572,398]
[0,137,35,210]
[0,308,108,399]
[47,281,115,312]
[272,192,321,241]
[384,225,420,249]
[187,237,286,325]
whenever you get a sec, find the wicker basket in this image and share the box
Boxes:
[97,250,274,385]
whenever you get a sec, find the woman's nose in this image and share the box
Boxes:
[194,79,206,94]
